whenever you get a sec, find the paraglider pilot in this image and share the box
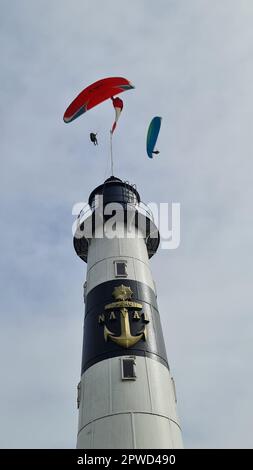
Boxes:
[90,133,98,145]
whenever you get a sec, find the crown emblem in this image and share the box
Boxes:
[112,285,133,301]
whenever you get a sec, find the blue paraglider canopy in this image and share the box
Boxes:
[146,116,162,158]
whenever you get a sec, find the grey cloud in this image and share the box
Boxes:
[0,0,252,448]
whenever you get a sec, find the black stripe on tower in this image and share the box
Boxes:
[81,279,169,374]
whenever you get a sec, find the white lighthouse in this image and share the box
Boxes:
[74,176,183,449]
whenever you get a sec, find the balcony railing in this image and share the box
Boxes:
[77,200,154,226]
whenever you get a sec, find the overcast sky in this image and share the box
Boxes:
[1,0,253,449]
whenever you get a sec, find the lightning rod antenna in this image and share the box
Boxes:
[110,130,114,176]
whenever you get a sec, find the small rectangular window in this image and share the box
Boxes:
[77,382,81,409]
[171,377,177,403]
[83,282,87,303]
[121,357,136,380]
[114,260,127,277]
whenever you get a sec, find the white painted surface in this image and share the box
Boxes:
[77,356,183,449]
[86,224,155,294]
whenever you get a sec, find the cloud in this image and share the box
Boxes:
[0,0,253,448]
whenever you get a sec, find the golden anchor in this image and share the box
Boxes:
[104,307,146,348]
[103,285,148,349]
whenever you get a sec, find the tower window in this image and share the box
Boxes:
[121,357,136,380]
[114,260,127,277]
[171,377,177,403]
[77,382,81,409]
[83,281,87,303]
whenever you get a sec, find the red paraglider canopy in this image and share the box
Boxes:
[63,77,134,123]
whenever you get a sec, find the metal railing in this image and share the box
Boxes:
[77,200,154,225]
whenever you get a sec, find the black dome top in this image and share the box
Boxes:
[104,176,122,183]
[88,176,140,207]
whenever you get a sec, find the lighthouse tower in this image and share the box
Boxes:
[74,176,183,449]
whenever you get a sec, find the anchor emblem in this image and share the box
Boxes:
[100,285,149,349]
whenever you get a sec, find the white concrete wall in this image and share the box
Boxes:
[77,356,183,449]
[86,224,155,294]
